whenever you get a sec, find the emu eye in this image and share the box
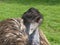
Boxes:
[36,17,40,23]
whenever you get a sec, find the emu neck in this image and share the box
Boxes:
[24,22,40,45]
[29,28,40,45]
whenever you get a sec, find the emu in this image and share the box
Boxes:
[22,8,50,45]
[0,18,28,45]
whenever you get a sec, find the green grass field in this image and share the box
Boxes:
[0,0,60,45]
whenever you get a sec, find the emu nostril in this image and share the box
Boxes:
[31,29,33,30]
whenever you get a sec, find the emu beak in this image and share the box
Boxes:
[29,29,34,35]
[29,22,39,35]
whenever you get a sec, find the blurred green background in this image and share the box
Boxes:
[0,0,60,45]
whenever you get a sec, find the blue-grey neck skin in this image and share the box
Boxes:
[25,22,40,45]
[31,28,40,45]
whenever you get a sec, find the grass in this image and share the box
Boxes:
[0,0,60,45]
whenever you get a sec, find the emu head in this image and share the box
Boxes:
[22,8,43,35]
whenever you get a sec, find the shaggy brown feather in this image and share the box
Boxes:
[0,18,28,45]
